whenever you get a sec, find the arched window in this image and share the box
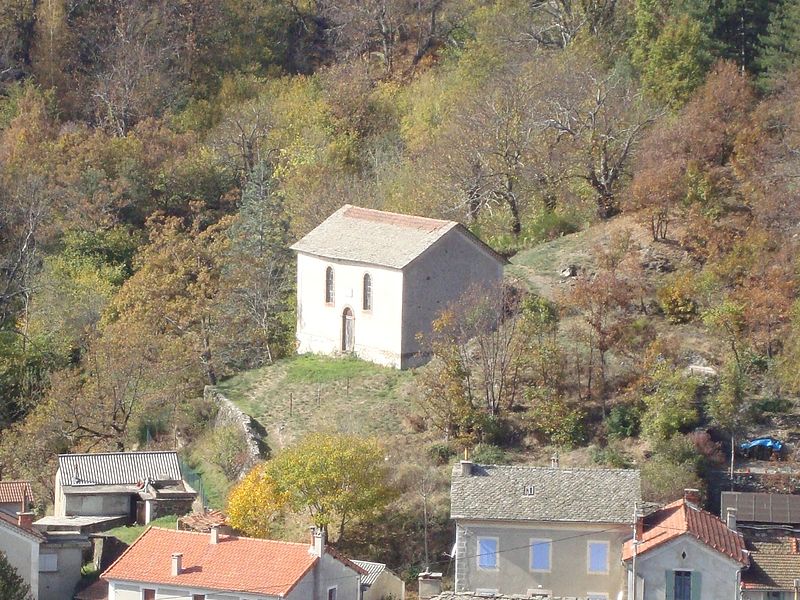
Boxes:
[363,273,372,311]
[325,267,334,304]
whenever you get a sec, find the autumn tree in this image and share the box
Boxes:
[228,433,395,541]
[628,61,755,240]
[416,285,531,442]
[562,233,642,410]
[227,466,288,538]
[109,210,231,385]
[542,54,654,218]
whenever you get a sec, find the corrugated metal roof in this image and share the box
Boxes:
[352,560,387,586]
[451,464,641,524]
[0,481,34,504]
[291,205,500,269]
[58,451,182,486]
[721,492,800,524]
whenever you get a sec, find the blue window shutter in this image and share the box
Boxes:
[665,571,674,600]
[588,542,608,572]
[690,571,701,600]
[531,540,550,570]
[478,538,497,568]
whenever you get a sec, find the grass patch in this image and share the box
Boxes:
[215,353,416,449]
[285,354,384,383]
[104,515,178,545]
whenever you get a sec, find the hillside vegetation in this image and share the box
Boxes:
[3,0,800,582]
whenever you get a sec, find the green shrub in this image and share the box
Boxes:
[642,362,700,442]
[590,444,633,468]
[606,404,642,439]
[641,457,704,504]
[426,442,456,465]
[209,425,251,480]
[657,272,698,323]
[526,391,586,448]
[755,395,792,414]
[471,443,509,465]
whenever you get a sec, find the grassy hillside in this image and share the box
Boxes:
[217,354,417,451]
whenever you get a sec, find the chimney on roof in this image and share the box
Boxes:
[460,460,473,477]
[171,552,182,576]
[418,571,443,599]
[684,489,701,506]
[634,505,645,542]
[551,452,559,469]
[310,526,326,557]
[16,512,34,529]
[210,525,219,544]
[726,507,737,532]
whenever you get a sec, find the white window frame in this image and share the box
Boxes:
[38,553,58,572]
[587,540,610,574]
[529,538,552,572]
[327,586,338,600]
[476,536,499,571]
[587,594,609,600]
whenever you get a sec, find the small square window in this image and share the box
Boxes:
[477,537,498,570]
[38,554,58,572]
[530,539,551,571]
[587,541,609,574]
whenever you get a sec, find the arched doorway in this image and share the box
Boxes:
[341,307,354,353]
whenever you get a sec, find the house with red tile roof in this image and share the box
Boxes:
[0,509,90,600]
[622,490,749,600]
[102,526,368,600]
[0,480,34,516]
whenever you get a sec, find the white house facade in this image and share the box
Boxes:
[291,205,506,369]
[450,461,642,599]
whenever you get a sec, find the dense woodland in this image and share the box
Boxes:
[4,0,800,578]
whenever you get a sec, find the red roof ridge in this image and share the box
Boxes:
[622,499,748,566]
[102,526,366,596]
[342,204,452,231]
[326,545,369,575]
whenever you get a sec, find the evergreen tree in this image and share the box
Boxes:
[757,0,800,88]
[0,552,33,600]
[641,15,713,109]
[220,162,294,365]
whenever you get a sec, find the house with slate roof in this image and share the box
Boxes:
[352,559,405,600]
[291,205,506,369]
[53,451,196,526]
[622,490,748,600]
[721,492,800,599]
[449,460,641,599]
[102,526,367,600]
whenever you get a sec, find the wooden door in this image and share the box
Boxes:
[341,308,354,352]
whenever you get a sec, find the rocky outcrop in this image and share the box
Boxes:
[204,386,269,478]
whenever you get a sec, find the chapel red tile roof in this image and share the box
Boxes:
[102,527,351,597]
[622,499,749,566]
[0,480,34,505]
